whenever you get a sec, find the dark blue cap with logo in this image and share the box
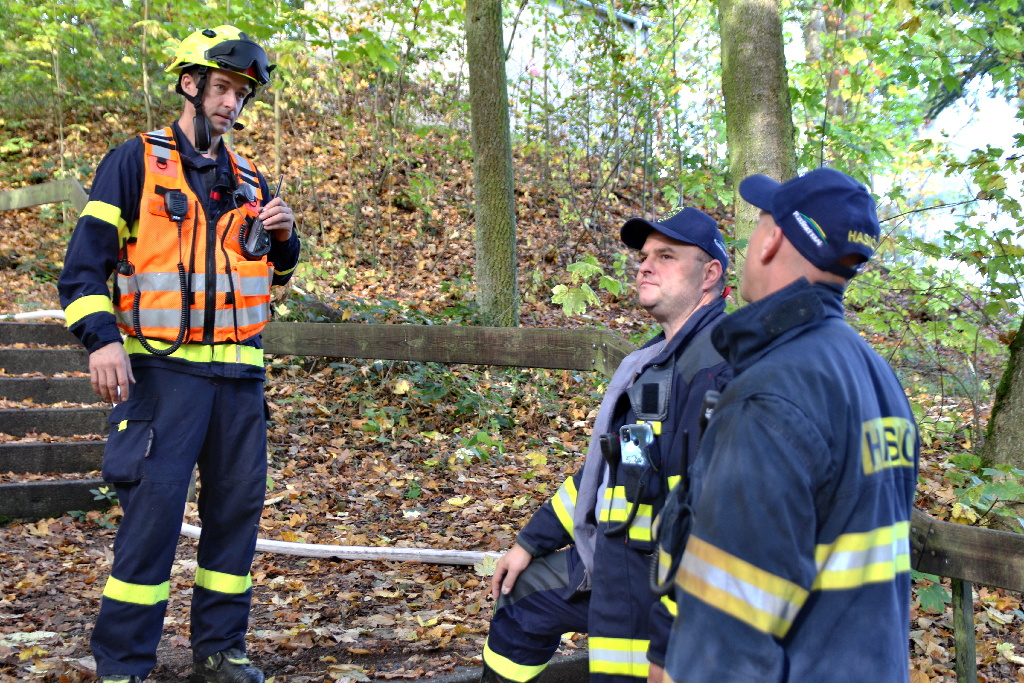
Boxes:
[738,167,880,279]
[620,206,729,272]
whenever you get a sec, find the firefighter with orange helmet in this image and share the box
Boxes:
[57,25,299,683]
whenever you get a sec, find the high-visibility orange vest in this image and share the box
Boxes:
[113,127,273,345]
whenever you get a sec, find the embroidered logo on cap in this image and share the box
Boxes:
[793,211,827,246]
[848,231,879,248]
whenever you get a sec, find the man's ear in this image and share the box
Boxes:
[702,258,723,292]
[760,225,784,264]
[179,72,198,97]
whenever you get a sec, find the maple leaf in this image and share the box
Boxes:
[474,554,498,577]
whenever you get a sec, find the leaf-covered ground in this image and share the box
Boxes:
[0,108,1022,682]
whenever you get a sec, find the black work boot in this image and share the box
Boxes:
[189,648,264,683]
[479,664,503,683]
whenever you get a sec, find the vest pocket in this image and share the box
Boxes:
[231,260,273,335]
[102,397,157,483]
[234,260,272,300]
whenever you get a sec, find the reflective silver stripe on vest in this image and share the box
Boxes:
[232,152,252,173]
[115,301,269,331]
[149,144,172,162]
[117,272,270,297]
[143,129,174,160]
[237,271,271,296]
[230,150,260,189]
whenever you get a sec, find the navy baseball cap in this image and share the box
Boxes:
[738,167,880,279]
[620,206,729,272]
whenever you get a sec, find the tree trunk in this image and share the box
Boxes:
[718,0,796,274]
[274,88,282,177]
[465,0,519,326]
[141,0,153,132]
[983,320,1024,470]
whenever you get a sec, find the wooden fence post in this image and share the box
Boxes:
[952,578,977,683]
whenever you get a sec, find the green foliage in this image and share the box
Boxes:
[844,226,1008,447]
[914,570,951,614]
[455,428,504,463]
[69,486,120,529]
[551,254,628,317]
[404,479,423,499]
[945,451,1024,529]
[91,485,117,504]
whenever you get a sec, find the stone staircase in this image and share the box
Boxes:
[0,321,110,519]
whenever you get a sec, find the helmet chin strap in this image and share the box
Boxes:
[179,67,212,154]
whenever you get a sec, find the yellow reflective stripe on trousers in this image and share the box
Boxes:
[482,639,547,683]
[64,294,115,327]
[195,567,253,594]
[103,575,170,605]
[588,637,649,677]
[551,477,578,538]
[123,337,264,367]
[82,200,129,239]
[813,520,911,590]
[676,535,807,639]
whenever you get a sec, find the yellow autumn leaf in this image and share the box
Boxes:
[950,503,978,525]
[393,378,412,394]
[28,521,50,537]
[845,47,868,65]
[447,495,472,507]
[909,670,929,683]
[474,554,498,577]
[18,645,48,661]
[525,451,548,467]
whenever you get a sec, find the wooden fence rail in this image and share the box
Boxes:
[2,178,1020,681]
[0,177,88,214]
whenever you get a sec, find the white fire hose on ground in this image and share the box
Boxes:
[179,522,500,566]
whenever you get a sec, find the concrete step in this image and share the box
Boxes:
[0,478,109,520]
[0,407,110,437]
[0,348,89,375]
[0,440,104,473]
[0,376,98,404]
[0,321,77,346]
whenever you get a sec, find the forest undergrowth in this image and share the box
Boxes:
[0,98,1020,681]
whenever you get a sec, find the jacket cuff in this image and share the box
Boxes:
[71,314,122,354]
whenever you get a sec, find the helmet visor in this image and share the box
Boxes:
[205,40,271,85]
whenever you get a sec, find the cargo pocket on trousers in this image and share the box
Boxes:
[102,397,158,483]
